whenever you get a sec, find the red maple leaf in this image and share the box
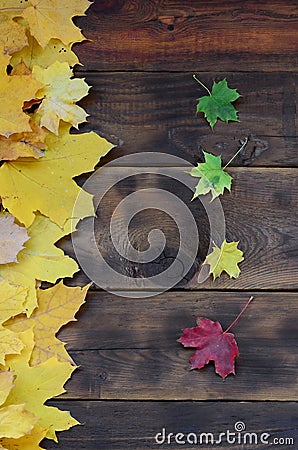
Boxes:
[178,296,253,378]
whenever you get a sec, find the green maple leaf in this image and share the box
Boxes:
[204,240,244,279]
[190,151,232,200]
[195,77,241,128]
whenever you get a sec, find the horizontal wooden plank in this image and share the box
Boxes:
[75,0,298,72]
[78,72,297,167]
[59,291,298,350]
[44,401,298,449]
[58,292,298,401]
[61,167,298,290]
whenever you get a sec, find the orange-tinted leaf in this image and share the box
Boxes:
[0,120,47,161]
[23,99,43,111]
[11,62,32,76]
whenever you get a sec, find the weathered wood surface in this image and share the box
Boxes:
[45,1,298,449]
[45,401,298,449]
[62,168,298,290]
[57,292,298,401]
[80,72,297,167]
[75,0,298,72]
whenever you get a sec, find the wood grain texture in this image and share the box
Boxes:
[44,2,298,446]
[61,168,298,290]
[44,401,298,449]
[74,0,298,72]
[57,292,298,401]
[78,72,297,167]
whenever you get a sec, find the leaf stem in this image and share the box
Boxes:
[224,296,254,334]
[193,74,211,96]
[223,137,248,169]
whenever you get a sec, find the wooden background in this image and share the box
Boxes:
[46,1,297,448]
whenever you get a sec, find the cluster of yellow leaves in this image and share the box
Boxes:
[0,1,113,448]
[0,281,89,448]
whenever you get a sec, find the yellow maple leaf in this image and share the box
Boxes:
[4,329,79,442]
[0,213,29,264]
[0,125,113,228]
[0,404,37,439]
[0,371,37,439]
[0,371,14,405]
[204,239,244,279]
[33,61,89,134]
[0,426,47,450]
[0,214,78,316]
[1,0,91,48]
[0,119,47,161]
[0,328,23,366]
[0,15,27,55]
[7,282,89,365]
[11,34,80,70]
[0,47,41,137]
[0,281,28,364]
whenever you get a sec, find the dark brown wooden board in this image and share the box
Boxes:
[75,0,298,72]
[61,167,298,290]
[57,292,298,401]
[78,72,298,167]
[40,1,298,448]
[44,401,298,449]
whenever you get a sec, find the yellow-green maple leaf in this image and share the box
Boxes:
[0,126,113,228]
[204,240,244,279]
[0,281,27,364]
[4,329,79,442]
[33,61,89,134]
[0,371,37,439]
[0,50,41,137]
[0,214,78,316]
[7,282,89,365]
[0,0,90,48]
[190,151,232,200]
[11,34,79,70]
